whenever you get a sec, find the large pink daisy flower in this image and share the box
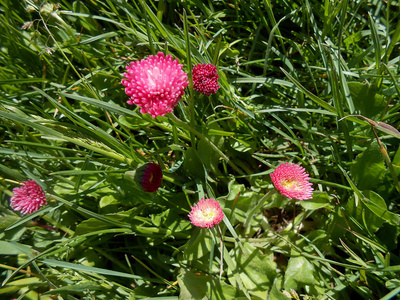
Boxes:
[10,180,47,214]
[270,163,313,200]
[192,63,220,96]
[122,52,189,118]
[188,198,224,229]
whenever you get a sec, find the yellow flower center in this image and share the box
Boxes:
[282,179,300,190]
[201,208,215,220]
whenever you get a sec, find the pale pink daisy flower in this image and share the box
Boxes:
[10,180,47,214]
[122,52,189,118]
[188,198,224,229]
[192,63,220,96]
[270,163,313,200]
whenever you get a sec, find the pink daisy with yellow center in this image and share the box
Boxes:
[10,180,47,214]
[188,198,224,229]
[192,63,220,96]
[122,52,189,118]
[270,163,313,200]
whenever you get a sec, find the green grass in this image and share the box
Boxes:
[1,0,400,299]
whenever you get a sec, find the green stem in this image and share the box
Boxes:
[141,0,155,55]
[183,9,195,146]
[41,215,75,237]
[167,113,244,175]
[218,225,224,280]
[244,189,276,230]
[372,127,400,193]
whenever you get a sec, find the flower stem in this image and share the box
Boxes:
[168,113,244,175]
[244,189,276,230]
[183,9,196,146]
[218,225,224,280]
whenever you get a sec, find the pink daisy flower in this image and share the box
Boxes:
[192,63,220,96]
[188,198,224,229]
[140,162,163,193]
[270,163,313,200]
[10,180,47,214]
[122,52,189,118]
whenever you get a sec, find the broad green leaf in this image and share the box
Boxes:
[348,82,385,119]
[227,244,277,298]
[386,279,400,290]
[182,229,212,262]
[0,241,33,255]
[268,275,290,300]
[350,141,386,190]
[229,138,257,153]
[362,191,400,226]
[183,147,205,180]
[226,181,246,201]
[99,194,119,209]
[346,195,384,233]
[197,136,221,175]
[283,256,315,291]
[118,115,151,130]
[74,218,114,236]
[299,192,331,210]
[3,277,45,287]
[178,269,246,300]
[197,119,225,173]
[78,248,106,267]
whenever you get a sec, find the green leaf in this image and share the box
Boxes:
[118,115,151,130]
[375,121,400,140]
[75,218,113,236]
[227,244,277,298]
[280,67,338,114]
[0,241,33,256]
[299,192,331,210]
[346,194,385,233]
[183,147,205,180]
[178,269,246,300]
[182,229,212,262]
[283,256,315,290]
[268,275,291,300]
[99,194,119,209]
[43,282,103,294]
[348,82,386,119]
[0,78,49,85]
[362,191,400,226]
[41,259,163,283]
[350,141,386,190]
[197,137,221,175]
[2,277,46,287]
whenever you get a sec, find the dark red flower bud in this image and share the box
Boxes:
[192,63,220,96]
[125,162,163,193]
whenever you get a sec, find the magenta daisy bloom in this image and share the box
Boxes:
[10,180,47,214]
[189,198,224,229]
[270,163,313,200]
[192,63,220,96]
[141,162,163,193]
[122,52,189,118]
